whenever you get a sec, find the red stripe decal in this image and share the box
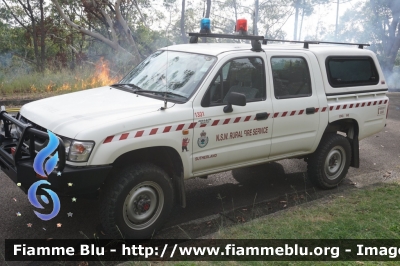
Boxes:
[343,104,347,109]
[150,128,158,135]
[135,131,144,138]
[119,133,129,140]
[103,136,114,143]
[356,103,360,107]
[234,117,241,123]
[384,100,388,104]
[314,108,319,113]
[330,106,334,111]
[299,110,304,115]
[322,107,327,112]
[282,111,288,117]
[349,104,354,108]
[200,124,207,127]
[367,102,371,106]
[223,119,230,125]
[274,113,279,118]
[244,116,251,122]
[336,105,341,110]
[163,126,172,133]
[362,103,365,107]
[189,123,197,129]
[176,124,184,131]
[379,100,382,104]
[290,110,296,116]
[212,120,219,126]
[373,101,377,105]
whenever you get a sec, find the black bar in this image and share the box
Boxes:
[0,111,66,172]
[263,39,319,45]
[305,40,370,48]
[189,33,264,41]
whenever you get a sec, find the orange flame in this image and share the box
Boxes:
[55,58,120,93]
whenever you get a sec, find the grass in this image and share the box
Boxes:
[0,59,120,98]
[218,183,400,239]
[151,183,400,266]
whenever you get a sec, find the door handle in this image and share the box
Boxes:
[256,112,269,120]
[306,107,315,114]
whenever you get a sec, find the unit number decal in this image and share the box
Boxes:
[195,111,205,118]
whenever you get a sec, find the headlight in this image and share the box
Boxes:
[62,138,94,162]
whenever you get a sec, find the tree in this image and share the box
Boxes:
[1,0,48,72]
[332,0,400,74]
[51,0,145,66]
[370,0,400,73]
[292,0,330,40]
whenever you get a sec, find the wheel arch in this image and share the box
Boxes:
[324,118,360,168]
[105,146,186,207]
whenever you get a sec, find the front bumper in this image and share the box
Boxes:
[0,110,112,196]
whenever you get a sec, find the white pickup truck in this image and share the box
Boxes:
[0,32,389,239]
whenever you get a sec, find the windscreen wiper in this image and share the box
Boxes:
[110,83,143,91]
[111,83,188,100]
[150,91,188,100]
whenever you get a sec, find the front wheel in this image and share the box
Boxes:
[307,133,351,189]
[100,163,174,239]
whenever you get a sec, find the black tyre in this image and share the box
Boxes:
[99,163,174,239]
[307,133,351,189]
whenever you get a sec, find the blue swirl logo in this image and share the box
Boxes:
[28,180,61,221]
[28,130,61,221]
[33,130,59,177]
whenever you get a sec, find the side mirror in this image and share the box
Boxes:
[223,92,246,113]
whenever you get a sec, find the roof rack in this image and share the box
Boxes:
[304,40,370,49]
[188,32,370,50]
[262,39,319,49]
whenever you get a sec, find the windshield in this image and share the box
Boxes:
[119,50,216,100]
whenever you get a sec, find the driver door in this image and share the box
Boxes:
[192,53,274,175]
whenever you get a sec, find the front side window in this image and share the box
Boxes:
[326,57,379,87]
[271,57,312,99]
[120,51,216,101]
[202,57,265,107]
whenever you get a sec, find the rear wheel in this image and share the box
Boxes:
[307,133,351,189]
[100,163,174,239]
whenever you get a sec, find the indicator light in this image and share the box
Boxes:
[235,18,248,34]
[200,18,211,34]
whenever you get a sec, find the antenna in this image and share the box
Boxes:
[162,47,168,110]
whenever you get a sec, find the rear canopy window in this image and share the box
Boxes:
[326,57,379,87]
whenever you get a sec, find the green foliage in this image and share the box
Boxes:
[217,183,400,239]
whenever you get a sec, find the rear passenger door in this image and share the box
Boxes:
[192,53,273,174]
[267,53,320,158]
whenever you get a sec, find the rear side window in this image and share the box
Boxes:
[271,57,312,99]
[326,57,379,87]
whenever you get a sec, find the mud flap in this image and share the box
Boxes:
[349,135,359,168]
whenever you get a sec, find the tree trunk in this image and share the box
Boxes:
[180,0,187,43]
[233,0,238,22]
[254,0,259,35]
[293,0,300,40]
[205,0,211,18]
[39,0,45,72]
[25,0,41,71]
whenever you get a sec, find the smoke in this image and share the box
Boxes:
[386,67,400,92]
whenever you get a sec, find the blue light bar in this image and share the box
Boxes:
[200,18,211,31]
